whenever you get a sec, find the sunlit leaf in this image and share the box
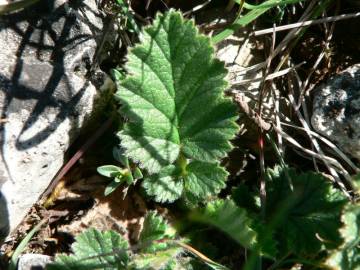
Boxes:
[115,10,238,202]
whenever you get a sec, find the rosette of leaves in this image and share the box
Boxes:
[114,10,238,203]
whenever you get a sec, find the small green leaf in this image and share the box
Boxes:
[130,247,183,270]
[123,172,134,185]
[133,167,143,179]
[113,147,130,168]
[47,229,129,270]
[212,0,306,43]
[115,10,238,177]
[133,211,185,270]
[105,181,122,196]
[115,0,140,34]
[111,69,126,81]
[97,165,122,178]
[266,166,348,256]
[190,199,257,250]
[114,176,123,183]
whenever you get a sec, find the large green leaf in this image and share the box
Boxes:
[190,199,257,250]
[266,166,348,256]
[47,229,129,270]
[115,10,238,202]
[324,204,360,270]
[143,161,227,203]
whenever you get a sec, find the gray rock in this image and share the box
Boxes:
[0,0,108,240]
[17,254,52,270]
[312,64,360,159]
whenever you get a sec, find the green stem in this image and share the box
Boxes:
[176,153,188,176]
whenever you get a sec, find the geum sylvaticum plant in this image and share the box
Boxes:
[101,10,239,203]
[51,9,360,270]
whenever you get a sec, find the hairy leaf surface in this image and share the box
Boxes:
[266,166,347,256]
[142,165,183,203]
[139,211,177,253]
[143,161,227,203]
[47,229,129,270]
[115,10,238,201]
[130,247,183,270]
[190,199,257,250]
[324,204,360,270]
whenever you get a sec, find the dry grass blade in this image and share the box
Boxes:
[253,12,360,36]
[231,62,305,86]
[272,125,350,177]
[230,0,319,76]
[184,0,213,16]
[231,91,271,131]
[295,5,338,109]
[286,75,350,193]
[280,122,359,173]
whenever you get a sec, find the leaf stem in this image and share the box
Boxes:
[176,154,188,176]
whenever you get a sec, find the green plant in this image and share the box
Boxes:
[97,147,143,196]
[81,7,360,270]
[9,221,45,270]
[46,211,228,270]
[114,0,140,34]
[113,10,239,203]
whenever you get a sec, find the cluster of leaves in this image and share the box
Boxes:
[47,211,233,270]
[47,166,360,270]
[47,211,185,270]
[190,167,360,269]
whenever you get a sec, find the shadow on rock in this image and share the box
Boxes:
[0,0,109,239]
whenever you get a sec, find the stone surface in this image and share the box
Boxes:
[17,254,52,270]
[312,64,360,159]
[0,0,107,240]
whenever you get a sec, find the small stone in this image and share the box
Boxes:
[311,64,360,159]
[17,254,52,270]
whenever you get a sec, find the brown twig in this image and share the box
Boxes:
[231,91,271,131]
